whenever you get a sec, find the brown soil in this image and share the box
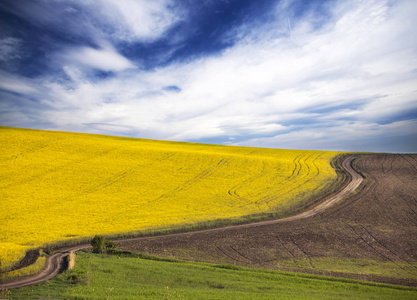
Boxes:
[5,250,39,272]
[118,154,417,287]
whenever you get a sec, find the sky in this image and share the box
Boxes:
[0,0,416,152]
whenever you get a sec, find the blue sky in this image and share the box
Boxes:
[0,0,416,152]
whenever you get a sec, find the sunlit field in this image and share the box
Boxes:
[0,127,341,270]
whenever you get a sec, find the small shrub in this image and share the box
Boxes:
[106,241,117,250]
[67,271,90,285]
[91,235,116,253]
[91,235,106,253]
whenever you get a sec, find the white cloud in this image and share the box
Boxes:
[0,71,39,95]
[0,0,180,45]
[99,0,181,42]
[0,37,22,62]
[62,46,136,72]
[235,119,417,152]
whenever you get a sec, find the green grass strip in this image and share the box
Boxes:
[8,251,417,300]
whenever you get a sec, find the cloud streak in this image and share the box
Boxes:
[61,46,136,72]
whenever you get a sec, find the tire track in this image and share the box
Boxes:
[229,245,253,263]
[9,137,66,165]
[214,246,241,263]
[228,161,267,200]
[260,153,322,208]
[381,155,417,224]
[363,159,395,222]
[394,156,417,193]
[273,235,314,268]
[401,155,417,174]
[274,235,296,259]
[0,147,119,190]
[344,223,416,277]
[156,158,229,201]
[289,237,315,269]
[360,225,417,271]
[289,154,304,179]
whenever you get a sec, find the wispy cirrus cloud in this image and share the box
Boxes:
[97,0,182,42]
[240,119,417,153]
[60,45,136,72]
[0,71,39,95]
[0,0,180,44]
[0,37,22,62]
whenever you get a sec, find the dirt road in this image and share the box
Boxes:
[0,245,90,290]
[1,155,362,290]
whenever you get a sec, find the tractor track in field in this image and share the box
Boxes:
[1,155,362,290]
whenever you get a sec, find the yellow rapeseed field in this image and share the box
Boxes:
[0,127,342,270]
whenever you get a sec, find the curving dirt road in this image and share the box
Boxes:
[1,245,91,290]
[1,155,362,290]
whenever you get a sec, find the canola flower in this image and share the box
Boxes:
[0,127,342,270]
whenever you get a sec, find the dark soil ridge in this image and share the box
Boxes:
[3,250,40,273]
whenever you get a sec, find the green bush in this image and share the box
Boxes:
[91,235,106,253]
[91,235,117,253]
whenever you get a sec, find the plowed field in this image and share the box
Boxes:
[118,154,417,286]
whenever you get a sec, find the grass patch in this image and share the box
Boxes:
[315,257,417,280]
[8,252,417,299]
[276,257,417,281]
